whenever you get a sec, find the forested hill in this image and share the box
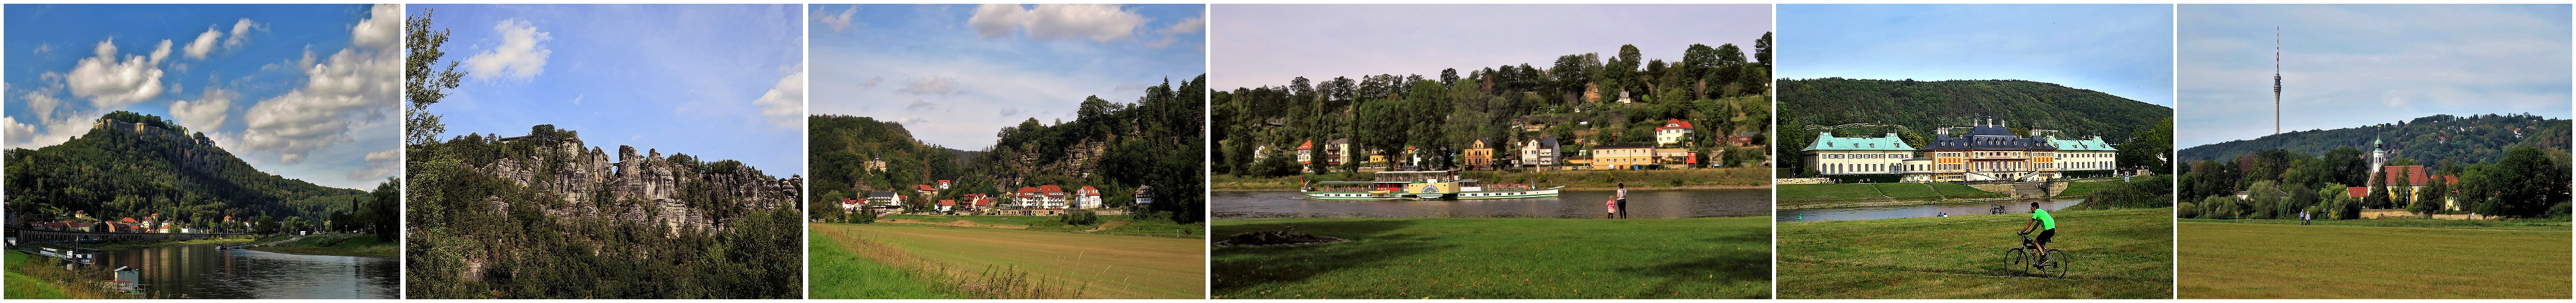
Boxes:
[1778,78,2171,143]
[1776,78,2175,175]
[2178,113,2571,165]
[6,111,367,229]
[809,74,1207,224]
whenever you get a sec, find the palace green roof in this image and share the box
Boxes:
[2046,136,2119,151]
[1803,133,1915,151]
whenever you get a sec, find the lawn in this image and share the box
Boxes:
[246,233,398,258]
[1777,183,2006,208]
[1777,208,2173,299]
[2178,221,2571,299]
[1212,217,1773,299]
[807,232,967,299]
[809,223,1205,299]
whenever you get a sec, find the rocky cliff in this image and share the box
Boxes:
[471,133,799,234]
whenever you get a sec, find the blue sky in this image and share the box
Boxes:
[1212,4,1773,90]
[1779,4,2175,107]
[414,4,804,176]
[2178,4,2572,147]
[6,4,400,190]
[810,4,1205,150]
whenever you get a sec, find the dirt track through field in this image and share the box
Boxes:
[814,223,1205,299]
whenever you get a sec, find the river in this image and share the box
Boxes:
[1775,198,2088,222]
[84,244,399,299]
[1212,188,1771,219]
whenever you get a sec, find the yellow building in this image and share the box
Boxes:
[1463,139,1497,170]
[1591,143,1657,170]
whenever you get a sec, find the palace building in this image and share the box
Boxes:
[1802,119,2119,183]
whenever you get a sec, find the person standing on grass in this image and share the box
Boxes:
[1606,197,1618,219]
[1616,182,1630,219]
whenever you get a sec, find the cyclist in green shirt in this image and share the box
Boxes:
[2017,201,2057,265]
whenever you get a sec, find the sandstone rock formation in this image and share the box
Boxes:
[471,132,800,234]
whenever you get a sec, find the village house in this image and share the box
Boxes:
[1728,131,1762,147]
[1521,136,1560,169]
[1655,118,1695,146]
[1591,143,1658,170]
[866,191,903,208]
[913,184,938,196]
[839,198,865,212]
[1135,186,1154,207]
[1074,186,1104,209]
[937,200,956,213]
[1462,138,1497,170]
[936,180,952,190]
[1913,120,2075,182]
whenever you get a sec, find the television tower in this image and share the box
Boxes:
[2273,27,2282,135]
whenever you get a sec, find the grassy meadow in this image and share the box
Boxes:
[1776,208,2173,299]
[808,222,1205,299]
[2178,221,2571,299]
[1211,217,1772,299]
[5,251,122,299]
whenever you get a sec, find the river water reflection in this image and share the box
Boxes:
[1775,198,2087,222]
[86,244,398,299]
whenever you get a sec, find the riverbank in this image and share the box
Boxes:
[6,251,125,299]
[54,236,257,250]
[870,214,1203,239]
[1213,216,1771,299]
[1775,183,2008,209]
[1212,167,1771,191]
[243,233,398,258]
[1776,208,2173,299]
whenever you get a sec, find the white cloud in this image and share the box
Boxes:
[4,107,99,148]
[571,94,584,105]
[349,5,400,50]
[22,91,63,122]
[347,148,398,181]
[223,19,261,50]
[819,5,859,33]
[463,19,552,81]
[968,4,1148,42]
[860,76,883,87]
[905,99,934,111]
[170,88,237,130]
[997,107,1024,116]
[895,116,930,126]
[235,7,400,164]
[1147,16,1205,48]
[148,40,172,63]
[30,43,53,55]
[899,76,955,94]
[65,38,169,110]
[749,71,805,128]
[184,26,223,59]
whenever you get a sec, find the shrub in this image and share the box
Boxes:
[1058,210,1099,226]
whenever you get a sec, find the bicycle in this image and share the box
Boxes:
[2002,235,2071,278]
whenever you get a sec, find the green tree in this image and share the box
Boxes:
[406,8,467,146]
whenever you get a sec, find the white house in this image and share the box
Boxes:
[1654,118,1694,146]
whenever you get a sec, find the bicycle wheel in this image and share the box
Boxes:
[2042,249,2069,278]
[2003,248,2027,274]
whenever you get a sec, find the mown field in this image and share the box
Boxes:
[2178,221,2571,299]
[1213,167,1771,191]
[1777,208,2173,299]
[1776,183,2007,209]
[808,223,1205,299]
[1212,217,1772,299]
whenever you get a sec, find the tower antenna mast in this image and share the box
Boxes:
[2274,27,2283,135]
